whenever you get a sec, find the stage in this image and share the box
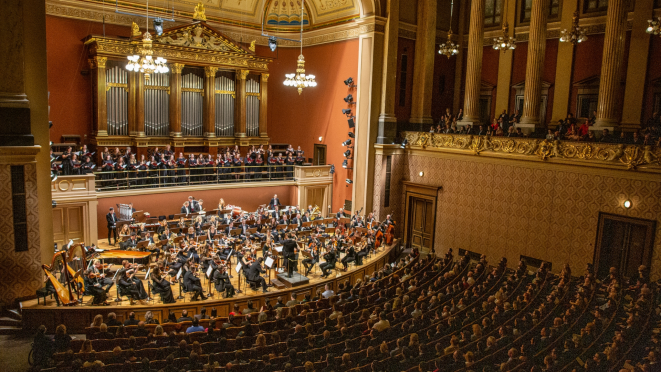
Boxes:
[22,241,399,333]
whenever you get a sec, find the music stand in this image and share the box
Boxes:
[136,240,149,251]
[288,223,298,231]
[276,224,287,232]
[235,262,243,294]
[230,229,241,237]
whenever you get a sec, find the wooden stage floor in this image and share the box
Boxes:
[22,241,399,333]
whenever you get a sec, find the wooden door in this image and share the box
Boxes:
[594,213,656,279]
[52,205,85,248]
[407,197,434,253]
[313,144,326,165]
[306,187,325,212]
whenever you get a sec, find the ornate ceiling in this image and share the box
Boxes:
[48,0,361,30]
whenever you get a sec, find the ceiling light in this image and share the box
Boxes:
[623,200,632,209]
[126,3,168,81]
[318,136,323,142]
[283,0,317,95]
[560,12,588,45]
[438,29,459,58]
[648,17,661,35]
[493,24,516,52]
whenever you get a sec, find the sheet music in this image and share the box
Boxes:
[176,268,183,280]
[235,262,242,273]
[145,267,151,280]
[206,265,214,279]
[265,257,274,268]
[274,245,283,253]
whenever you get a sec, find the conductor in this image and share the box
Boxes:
[247,258,268,293]
[282,232,298,278]
[268,194,281,210]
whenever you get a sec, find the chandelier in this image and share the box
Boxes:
[438,29,459,58]
[647,17,661,36]
[283,0,317,94]
[493,24,516,51]
[125,0,168,81]
[284,55,317,95]
[560,11,588,45]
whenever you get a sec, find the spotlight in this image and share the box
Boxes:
[346,179,353,184]
[318,136,323,142]
[343,149,351,158]
[153,18,164,36]
[342,109,352,116]
[343,94,354,103]
[400,139,408,149]
[342,160,348,168]
[268,36,278,52]
[344,77,354,86]
[329,164,335,174]
[342,139,352,146]
[348,117,355,128]
[52,200,57,208]
[623,200,632,209]
[348,132,354,138]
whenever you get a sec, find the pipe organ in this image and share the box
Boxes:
[84,20,272,158]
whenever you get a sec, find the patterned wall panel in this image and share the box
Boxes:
[381,152,661,279]
[0,164,43,304]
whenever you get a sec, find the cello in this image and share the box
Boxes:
[385,222,396,245]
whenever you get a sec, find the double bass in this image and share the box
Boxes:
[385,222,396,245]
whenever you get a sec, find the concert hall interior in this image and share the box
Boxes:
[1,0,661,371]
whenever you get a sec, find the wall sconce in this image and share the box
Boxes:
[419,171,424,177]
[318,136,323,142]
[623,200,632,209]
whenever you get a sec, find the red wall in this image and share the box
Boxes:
[432,45,457,119]
[395,38,416,121]
[96,185,296,238]
[45,15,355,212]
[482,47,500,121]
[568,34,604,117]
[645,36,661,121]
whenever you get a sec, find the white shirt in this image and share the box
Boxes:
[322,289,335,299]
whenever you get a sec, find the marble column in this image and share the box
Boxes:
[259,73,269,137]
[519,0,549,128]
[377,0,399,144]
[135,72,145,137]
[409,0,437,126]
[203,66,218,138]
[621,0,654,131]
[169,63,184,137]
[89,57,108,137]
[235,69,248,138]
[452,0,468,115]
[459,0,485,126]
[595,0,628,128]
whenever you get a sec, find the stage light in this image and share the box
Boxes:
[342,109,352,115]
[342,160,348,168]
[623,200,632,209]
[329,164,335,174]
[318,136,323,142]
[348,132,354,138]
[343,149,351,158]
[153,18,164,36]
[344,77,354,86]
[346,179,353,184]
[52,200,57,208]
[342,139,352,146]
[269,36,278,52]
[343,94,354,103]
[348,117,355,128]
[400,139,408,148]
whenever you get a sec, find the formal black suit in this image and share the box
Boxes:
[106,212,118,245]
[320,251,337,277]
[282,239,298,277]
[246,262,267,291]
[190,200,201,212]
[183,270,204,300]
[181,205,192,214]
[269,198,281,209]
[212,269,235,297]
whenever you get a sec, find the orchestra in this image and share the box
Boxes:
[42,192,395,308]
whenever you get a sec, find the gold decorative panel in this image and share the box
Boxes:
[376,145,661,280]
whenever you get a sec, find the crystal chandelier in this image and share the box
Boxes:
[438,29,459,58]
[437,0,459,59]
[125,0,168,81]
[647,17,661,36]
[493,24,516,51]
[560,11,588,45]
[283,0,317,94]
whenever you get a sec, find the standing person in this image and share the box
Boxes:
[106,207,118,246]
[60,146,74,175]
[282,233,298,278]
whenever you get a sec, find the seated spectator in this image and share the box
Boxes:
[53,324,72,353]
[106,312,121,327]
[187,318,205,333]
[94,323,115,339]
[178,309,193,322]
[124,311,140,326]
[133,321,150,337]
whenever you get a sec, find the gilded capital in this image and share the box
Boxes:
[205,66,219,77]
[171,63,185,74]
[239,70,250,80]
[88,56,108,69]
[261,73,270,83]
[131,22,141,38]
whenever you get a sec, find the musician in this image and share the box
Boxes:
[60,146,74,175]
[148,155,159,185]
[320,246,337,278]
[163,144,173,159]
[282,233,298,278]
[159,228,176,251]
[275,153,285,179]
[302,241,320,277]
[341,244,356,271]
[246,257,269,293]
[84,270,110,306]
[366,212,376,226]
[212,261,235,298]
[245,147,255,180]
[123,233,139,250]
[167,155,177,184]
[118,265,149,305]
[90,260,114,291]
[240,221,252,241]
[352,216,365,228]
[148,266,175,304]
[106,207,119,246]
[356,239,369,265]
[137,158,148,185]
[278,213,289,227]
[193,216,204,235]
[167,244,188,280]
[188,196,201,212]
[384,214,394,226]
[115,157,127,185]
[127,153,138,184]
[181,201,193,215]
[232,153,243,181]
[176,153,187,184]
[123,147,133,164]
[285,154,295,179]
[251,218,266,241]
[269,194,281,210]
[336,208,346,219]
[207,225,219,242]
[291,213,301,230]
[183,265,206,301]
[296,147,305,165]
[79,144,89,157]
[254,145,264,180]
